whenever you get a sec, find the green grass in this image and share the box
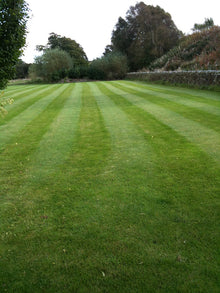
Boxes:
[0,81,219,292]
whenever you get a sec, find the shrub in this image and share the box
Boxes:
[89,52,128,80]
[29,49,72,82]
[164,57,182,71]
[149,26,220,71]
[68,67,80,79]
[15,59,30,79]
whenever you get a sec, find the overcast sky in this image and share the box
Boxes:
[22,0,220,63]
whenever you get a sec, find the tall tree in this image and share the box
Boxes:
[111,2,182,70]
[37,33,88,66]
[192,18,214,32]
[0,0,29,89]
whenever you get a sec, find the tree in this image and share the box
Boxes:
[0,0,29,89]
[103,44,114,56]
[29,48,73,82]
[89,51,128,80]
[192,18,214,32]
[15,59,30,79]
[111,2,182,70]
[37,33,88,66]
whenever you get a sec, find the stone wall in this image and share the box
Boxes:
[126,71,220,86]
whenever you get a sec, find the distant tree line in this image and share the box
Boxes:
[12,1,218,83]
[29,2,183,81]
[29,33,128,82]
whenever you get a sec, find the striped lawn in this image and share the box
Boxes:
[0,81,219,292]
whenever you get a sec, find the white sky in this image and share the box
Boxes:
[22,0,220,63]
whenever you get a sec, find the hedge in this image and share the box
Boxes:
[126,70,220,87]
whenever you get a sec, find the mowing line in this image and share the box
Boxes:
[0,85,58,127]
[103,82,220,164]
[2,85,55,113]
[3,85,36,96]
[112,82,220,133]
[0,84,68,150]
[116,81,220,116]
[89,82,153,178]
[26,83,82,180]
[60,82,112,184]
[3,85,43,99]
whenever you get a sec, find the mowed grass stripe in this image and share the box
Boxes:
[3,85,36,96]
[26,83,82,181]
[65,82,111,176]
[0,84,68,150]
[89,82,153,181]
[0,83,112,263]
[3,84,42,99]
[124,80,220,102]
[0,82,219,292]
[88,83,156,241]
[111,82,220,133]
[0,85,57,125]
[0,84,74,198]
[117,81,220,116]
[103,82,220,164]
[4,84,48,103]
[97,81,220,205]
[88,83,220,292]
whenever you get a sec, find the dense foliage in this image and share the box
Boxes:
[29,49,73,82]
[30,50,127,82]
[15,59,30,79]
[31,33,90,82]
[89,52,128,80]
[0,0,29,89]
[150,26,220,71]
[37,33,88,66]
[110,2,182,71]
[192,18,214,32]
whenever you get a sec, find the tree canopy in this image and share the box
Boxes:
[111,2,182,71]
[0,0,29,89]
[89,51,128,80]
[37,33,88,66]
[192,18,214,32]
[29,48,73,82]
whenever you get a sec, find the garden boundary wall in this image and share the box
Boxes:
[126,70,220,86]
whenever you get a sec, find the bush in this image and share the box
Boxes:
[149,26,220,71]
[89,52,128,80]
[88,59,107,80]
[29,49,72,82]
[15,59,30,79]
[164,57,181,71]
[68,67,80,79]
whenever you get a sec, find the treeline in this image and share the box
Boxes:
[28,33,128,82]
[23,1,183,82]
[26,32,128,82]
[16,1,219,82]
